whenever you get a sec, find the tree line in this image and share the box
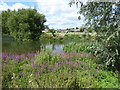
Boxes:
[2,8,46,41]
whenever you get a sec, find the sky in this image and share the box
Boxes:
[0,0,87,29]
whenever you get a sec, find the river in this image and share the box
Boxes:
[2,40,65,54]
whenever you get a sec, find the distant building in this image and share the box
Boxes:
[42,29,49,33]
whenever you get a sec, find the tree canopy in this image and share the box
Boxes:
[2,8,46,41]
[70,0,120,69]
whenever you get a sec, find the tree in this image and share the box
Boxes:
[49,29,56,37]
[2,9,12,34]
[76,27,79,29]
[2,8,46,41]
[70,0,120,69]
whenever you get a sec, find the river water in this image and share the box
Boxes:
[2,40,65,54]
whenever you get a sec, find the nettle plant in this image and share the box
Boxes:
[69,0,120,70]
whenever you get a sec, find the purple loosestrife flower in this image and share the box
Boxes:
[42,62,47,65]
[5,56,10,60]
[38,65,41,68]
[52,51,59,55]
[14,61,17,65]
[55,63,60,67]
[25,57,29,60]
[41,65,45,70]
[66,61,73,65]
[2,63,4,66]
[9,55,14,59]
[15,55,21,60]
[19,54,25,58]
[86,66,88,70]
[30,58,35,62]
[49,68,55,71]
[58,61,64,65]
[23,68,27,70]
[0,53,2,59]
[2,53,8,58]
[12,69,15,71]
[35,71,39,76]
[32,62,35,68]
[76,60,81,63]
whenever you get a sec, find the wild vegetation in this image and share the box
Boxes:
[69,0,120,70]
[2,50,118,88]
[2,1,120,88]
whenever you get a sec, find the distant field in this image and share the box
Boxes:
[46,32,97,37]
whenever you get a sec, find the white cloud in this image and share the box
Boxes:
[0,1,34,11]
[37,0,84,29]
[0,0,85,29]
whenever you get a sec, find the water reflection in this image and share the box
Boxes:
[45,44,63,52]
[2,40,64,54]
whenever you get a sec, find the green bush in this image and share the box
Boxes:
[39,33,61,43]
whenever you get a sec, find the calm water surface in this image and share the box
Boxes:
[2,40,65,54]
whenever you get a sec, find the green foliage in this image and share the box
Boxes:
[34,49,53,64]
[2,50,118,88]
[39,33,61,43]
[48,29,56,37]
[2,8,46,41]
[79,28,84,32]
[63,41,99,53]
[63,34,81,42]
[70,0,120,69]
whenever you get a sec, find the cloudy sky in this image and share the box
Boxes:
[0,0,87,29]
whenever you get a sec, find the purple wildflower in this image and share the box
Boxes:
[55,63,60,66]
[14,61,17,65]
[32,62,35,68]
[15,55,21,60]
[41,65,45,70]
[42,62,47,65]
[49,68,55,71]
[35,71,39,76]
[30,58,35,62]
[86,66,88,70]
[66,61,73,64]
[76,60,81,63]
[97,67,100,70]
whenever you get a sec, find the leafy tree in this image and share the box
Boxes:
[49,29,56,37]
[70,0,120,70]
[76,27,79,29]
[79,28,84,32]
[2,8,46,41]
[2,9,12,34]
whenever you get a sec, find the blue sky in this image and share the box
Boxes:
[0,0,87,29]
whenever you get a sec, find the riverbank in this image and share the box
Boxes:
[2,32,96,41]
